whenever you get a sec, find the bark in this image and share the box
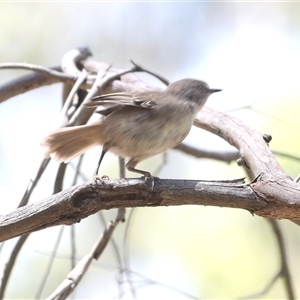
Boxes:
[0,178,265,242]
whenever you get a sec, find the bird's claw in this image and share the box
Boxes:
[142,173,159,189]
[93,174,110,184]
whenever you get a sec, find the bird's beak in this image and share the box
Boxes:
[210,89,222,93]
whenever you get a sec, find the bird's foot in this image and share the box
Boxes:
[142,172,159,189]
[93,174,110,184]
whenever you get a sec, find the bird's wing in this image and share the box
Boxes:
[84,92,159,110]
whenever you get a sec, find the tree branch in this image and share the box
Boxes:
[194,107,300,219]
[0,178,265,243]
[194,107,289,179]
[174,143,238,163]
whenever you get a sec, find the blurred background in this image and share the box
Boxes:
[1,2,300,299]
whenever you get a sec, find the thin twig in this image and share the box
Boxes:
[237,219,294,300]
[59,70,89,127]
[66,64,144,127]
[46,213,124,300]
[0,235,29,300]
[66,70,107,126]
[294,173,300,183]
[70,225,76,270]
[123,208,137,299]
[268,219,294,300]
[69,155,85,276]
[113,157,127,298]
[175,143,238,162]
[175,143,300,164]
[227,103,300,133]
[115,269,199,299]
[236,272,281,299]
[273,150,300,163]
[54,163,68,194]
[97,211,125,298]
[129,60,170,86]
[19,158,50,208]
[35,227,65,299]
[119,157,126,179]
[0,63,76,81]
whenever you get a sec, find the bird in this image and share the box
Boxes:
[41,78,221,182]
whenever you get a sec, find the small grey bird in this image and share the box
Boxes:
[41,79,221,181]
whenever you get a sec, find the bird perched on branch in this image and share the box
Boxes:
[41,79,221,183]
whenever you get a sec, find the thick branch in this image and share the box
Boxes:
[0,66,67,103]
[194,108,300,219]
[0,178,265,242]
[195,107,290,180]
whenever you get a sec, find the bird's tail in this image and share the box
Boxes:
[41,120,104,163]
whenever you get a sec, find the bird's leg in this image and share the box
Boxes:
[126,159,158,188]
[93,149,108,182]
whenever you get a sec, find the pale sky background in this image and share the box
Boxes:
[1,2,300,299]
